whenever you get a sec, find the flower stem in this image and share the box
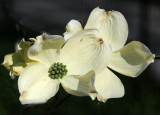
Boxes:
[155,56,160,59]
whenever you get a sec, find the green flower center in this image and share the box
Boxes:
[48,62,68,79]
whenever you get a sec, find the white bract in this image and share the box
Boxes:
[18,31,112,104]
[64,7,155,102]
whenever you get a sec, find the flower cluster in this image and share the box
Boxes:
[48,62,68,79]
[2,7,155,104]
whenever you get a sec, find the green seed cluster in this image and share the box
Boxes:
[48,62,68,79]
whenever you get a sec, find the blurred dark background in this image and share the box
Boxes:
[0,0,160,115]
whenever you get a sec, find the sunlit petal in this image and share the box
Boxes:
[18,62,60,104]
[59,70,95,97]
[28,34,65,67]
[95,68,124,102]
[108,41,155,77]
[85,7,128,51]
[64,19,83,40]
[60,29,112,75]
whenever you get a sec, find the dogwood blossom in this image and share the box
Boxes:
[64,7,155,102]
[18,33,112,104]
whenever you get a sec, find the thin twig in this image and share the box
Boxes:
[155,56,160,59]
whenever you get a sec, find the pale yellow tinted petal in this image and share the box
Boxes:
[18,38,35,64]
[18,62,60,104]
[18,38,31,51]
[12,62,26,76]
[2,53,22,70]
[2,53,26,76]
[108,41,155,77]
[85,7,128,51]
[60,29,112,75]
[95,68,124,102]
[28,34,65,67]
[59,70,95,97]
[64,19,83,40]
[18,39,31,58]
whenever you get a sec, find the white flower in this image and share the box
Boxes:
[2,39,35,76]
[18,32,112,104]
[64,7,155,102]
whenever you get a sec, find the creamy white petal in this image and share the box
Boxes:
[85,7,128,51]
[64,19,82,41]
[108,41,155,77]
[60,29,112,75]
[95,68,124,102]
[18,62,47,93]
[59,70,95,96]
[20,78,59,105]
[18,62,60,104]
[28,34,65,67]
